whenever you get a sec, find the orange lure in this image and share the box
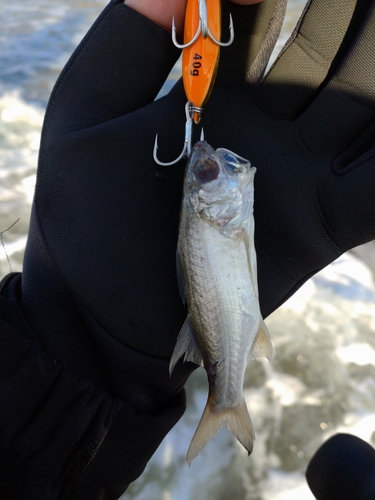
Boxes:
[153,0,233,166]
[182,0,222,123]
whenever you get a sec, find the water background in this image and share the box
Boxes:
[1,1,375,499]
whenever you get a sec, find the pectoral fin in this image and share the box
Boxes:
[248,319,273,363]
[169,317,203,375]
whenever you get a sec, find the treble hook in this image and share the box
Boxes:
[153,102,204,166]
[172,0,234,49]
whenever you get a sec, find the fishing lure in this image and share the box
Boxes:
[153,0,234,166]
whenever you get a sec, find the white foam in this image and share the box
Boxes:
[337,343,375,366]
[265,470,316,500]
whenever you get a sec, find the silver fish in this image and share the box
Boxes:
[170,141,273,464]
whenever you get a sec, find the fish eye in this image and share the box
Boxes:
[194,158,219,184]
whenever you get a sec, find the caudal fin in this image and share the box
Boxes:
[187,397,255,464]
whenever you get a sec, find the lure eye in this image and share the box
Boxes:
[194,158,219,183]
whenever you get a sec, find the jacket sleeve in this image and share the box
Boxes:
[0,274,192,499]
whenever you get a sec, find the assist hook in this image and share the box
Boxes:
[153,101,205,166]
[172,0,234,48]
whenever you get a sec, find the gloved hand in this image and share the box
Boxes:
[21,0,375,355]
[21,0,285,363]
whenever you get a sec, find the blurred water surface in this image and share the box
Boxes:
[0,0,109,273]
[1,2,375,500]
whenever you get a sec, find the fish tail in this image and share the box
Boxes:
[186,397,255,465]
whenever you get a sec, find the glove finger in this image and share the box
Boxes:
[216,0,287,89]
[45,1,180,133]
[318,154,375,253]
[295,0,375,161]
[255,0,360,119]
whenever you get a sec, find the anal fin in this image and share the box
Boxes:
[248,319,273,363]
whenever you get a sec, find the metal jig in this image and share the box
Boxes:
[153,0,234,166]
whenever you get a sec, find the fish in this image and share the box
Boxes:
[170,141,273,464]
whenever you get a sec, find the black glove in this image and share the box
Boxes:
[306,434,375,500]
